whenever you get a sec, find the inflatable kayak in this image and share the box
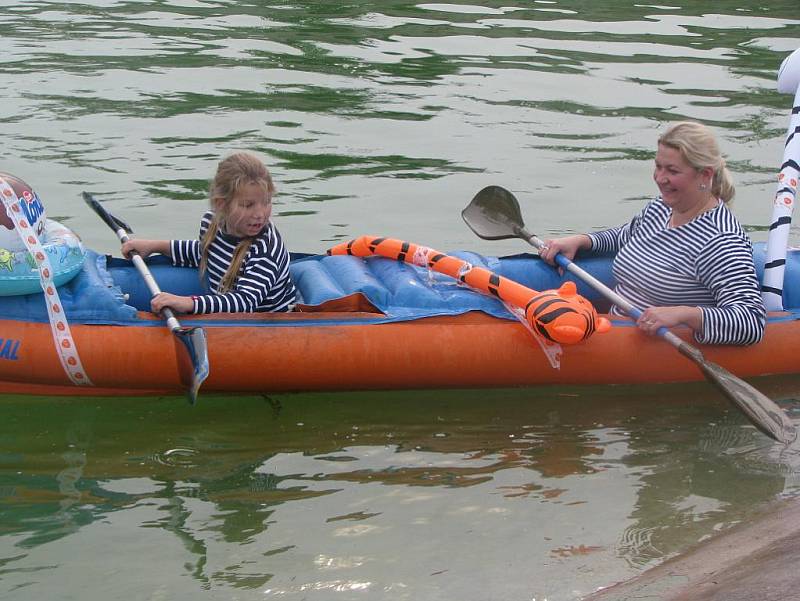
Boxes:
[1,241,798,397]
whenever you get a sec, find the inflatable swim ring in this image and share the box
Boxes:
[0,171,47,251]
[0,219,86,296]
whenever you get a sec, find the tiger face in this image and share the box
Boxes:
[525,281,611,344]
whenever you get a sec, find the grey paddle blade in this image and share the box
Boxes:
[174,326,210,405]
[462,185,524,240]
[699,360,796,445]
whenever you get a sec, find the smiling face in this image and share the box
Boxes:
[223,181,272,238]
[653,143,714,213]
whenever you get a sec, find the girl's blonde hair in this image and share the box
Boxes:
[658,121,735,203]
[200,152,275,292]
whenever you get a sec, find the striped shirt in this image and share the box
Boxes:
[170,211,296,313]
[588,198,765,345]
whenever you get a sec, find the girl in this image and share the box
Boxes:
[122,152,296,314]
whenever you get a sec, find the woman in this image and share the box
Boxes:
[539,121,765,345]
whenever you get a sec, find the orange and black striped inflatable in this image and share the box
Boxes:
[328,236,611,345]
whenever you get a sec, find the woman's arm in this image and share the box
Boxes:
[694,233,766,345]
[636,305,703,334]
[539,234,592,265]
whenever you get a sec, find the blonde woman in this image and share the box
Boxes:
[539,121,765,345]
[122,152,296,313]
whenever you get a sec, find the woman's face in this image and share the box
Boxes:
[653,143,711,211]
[226,182,272,238]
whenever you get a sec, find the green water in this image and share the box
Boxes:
[2,1,800,599]
[3,385,800,600]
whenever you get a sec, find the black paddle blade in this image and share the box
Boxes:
[462,185,525,240]
[699,360,797,445]
[82,192,133,234]
[173,326,210,405]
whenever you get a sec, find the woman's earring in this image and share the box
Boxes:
[699,183,708,190]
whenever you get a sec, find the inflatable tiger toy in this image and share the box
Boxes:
[328,236,611,345]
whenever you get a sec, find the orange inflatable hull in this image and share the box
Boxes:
[3,241,799,398]
[2,310,798,397]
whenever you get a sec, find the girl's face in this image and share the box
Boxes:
[653,143,712,211]
[225,182,272,238]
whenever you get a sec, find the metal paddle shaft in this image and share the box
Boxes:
[82,192,210,404]
[463,185,797,445]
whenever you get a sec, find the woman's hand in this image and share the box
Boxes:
[121,239,170,259]
[637,306,703,334]
[150,292,194,314]
[539,234,592,266]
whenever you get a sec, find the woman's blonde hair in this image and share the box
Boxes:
[658,121,735,203]
[200,152,275,292]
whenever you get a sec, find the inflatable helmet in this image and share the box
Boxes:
[0,172,47,252]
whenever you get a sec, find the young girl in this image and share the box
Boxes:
[122,152,296,314]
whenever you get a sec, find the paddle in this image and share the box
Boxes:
[462,185,797,445]
[82,192,210,404]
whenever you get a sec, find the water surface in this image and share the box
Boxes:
[1,1,799,254]
[2,384,800,600]
[2,1,800,599]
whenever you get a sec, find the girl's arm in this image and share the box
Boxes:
[121,239,170,259]
[150,292,195,314]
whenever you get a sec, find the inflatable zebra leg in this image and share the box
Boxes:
[762,47,800,311]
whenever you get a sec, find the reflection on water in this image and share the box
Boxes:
[2,382,800,600]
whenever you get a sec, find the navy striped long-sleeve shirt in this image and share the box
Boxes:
[588,198,765,345]
[170,211,296,313]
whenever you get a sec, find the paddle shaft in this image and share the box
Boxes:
[83,191,184,330]
[519,226,728,362]
[82,192,209,404]
[519,225,798,443]
[113,226,183,331]
[462,185,795,443]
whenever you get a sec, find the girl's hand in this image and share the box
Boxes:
[121,239,170,259]
[150,292,194,314]
[637,306,703,334]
